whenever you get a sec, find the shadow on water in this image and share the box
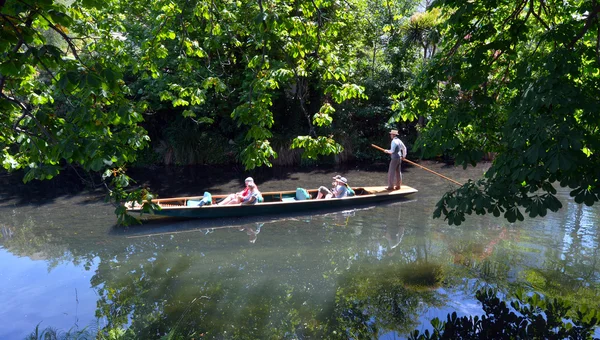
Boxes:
[0,168,102,206]
[125,162,395,197]
[0,162,395,207]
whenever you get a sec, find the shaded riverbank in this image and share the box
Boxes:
[0,160,469,210]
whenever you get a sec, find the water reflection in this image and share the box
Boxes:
[238,223,262,243]
[117,203,387,244]
[1,172,600,338]
[89,206,446,338]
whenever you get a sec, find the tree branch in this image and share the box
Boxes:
[44,18,82,60]
[257,0,267,65]
[0,13,61,86]
[2,92,57,144]
[530,0,550,31]
[3,94,46,139]
[567,3,600,49]
[488,49,505,67]
[15,0,85,63]
[445,18,483,58]
[178,0,191,58]
[501,0,528,27]
[0,13,32,95]
[293,69,315,137]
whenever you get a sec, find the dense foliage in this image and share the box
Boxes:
[1,1,149,181]
[394,0,600,225]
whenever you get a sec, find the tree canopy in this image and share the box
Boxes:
[395,0,600,225]
[1,0,149,180]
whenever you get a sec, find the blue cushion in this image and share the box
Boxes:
[295,188,311,200]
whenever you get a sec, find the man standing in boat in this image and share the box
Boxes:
[385,129,407,191]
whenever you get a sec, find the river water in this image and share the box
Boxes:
[0,163,599,339]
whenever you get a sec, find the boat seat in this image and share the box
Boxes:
[281,197,296,202]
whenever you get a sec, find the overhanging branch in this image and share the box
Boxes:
[530,0,550,31]
[567,3,600,49]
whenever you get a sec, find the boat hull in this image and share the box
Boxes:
[126,186,417,220]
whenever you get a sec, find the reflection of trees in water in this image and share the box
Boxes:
[434,202,600,318]
[0,214,77,271]
[86,209,598,337]
[329,263,444,338]
[87,229,447,339]
[5,200,600,338]
[518,203,600,313]
[1,223,14,240]
[434,223,520,291]
[24,324,98,340]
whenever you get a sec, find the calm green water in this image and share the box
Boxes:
[1,164,599,339]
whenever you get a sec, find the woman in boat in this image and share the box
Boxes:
[241,182,262,205]
[218,177,257,205]
[316,176,349,199]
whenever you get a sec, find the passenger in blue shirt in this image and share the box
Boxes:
[241,182,263,205]
[317,176,349,199]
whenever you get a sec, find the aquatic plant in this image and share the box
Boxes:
[25,323,96,340]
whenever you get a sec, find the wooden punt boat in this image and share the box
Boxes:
[126,185,418,219]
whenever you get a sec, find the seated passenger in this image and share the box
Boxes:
[333,177,349,198]
[316,175,348,199]
[316,175,338,199]
[316,185,331,199]
[346,184,355,196]
[218,177,257,205]
[241,182,262,205]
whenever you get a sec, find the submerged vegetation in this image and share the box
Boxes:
[23,286,600,339]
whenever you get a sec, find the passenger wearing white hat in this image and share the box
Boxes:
[316,175,349,199]
[385,129,407,190]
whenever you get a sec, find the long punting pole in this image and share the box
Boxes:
[370,144,462,186]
